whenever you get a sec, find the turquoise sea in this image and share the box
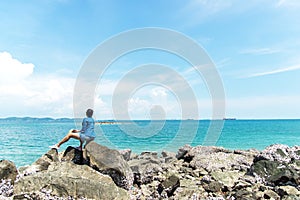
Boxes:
[0,118,300,167]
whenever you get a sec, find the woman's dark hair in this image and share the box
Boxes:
[86,109,93,117]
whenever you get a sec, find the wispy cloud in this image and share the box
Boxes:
[181,0,233,25]
[246,64,300,78]
[215,58,231,68]
[188,0,233,13]
[276,0,300,8]
[239,48,281,55]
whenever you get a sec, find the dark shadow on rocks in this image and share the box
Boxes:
[61,146,85,165]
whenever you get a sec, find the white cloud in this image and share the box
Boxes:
[182,0,233,24]
[239,48,280,55]
[0,52,34,83]
[246,64,300,78]
[151,87,167,97]
[186,0,233,15]
[0,52,75,117]
[276,0,300,8]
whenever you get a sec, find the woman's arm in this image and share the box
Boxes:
[80,118,88,133]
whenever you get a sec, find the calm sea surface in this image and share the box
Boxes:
[0,119,300,167]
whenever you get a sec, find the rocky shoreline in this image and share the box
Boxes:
[1,142,300,199]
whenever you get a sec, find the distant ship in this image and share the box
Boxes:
[223,118,236,120]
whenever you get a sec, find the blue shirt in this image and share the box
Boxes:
[80,117,95,138]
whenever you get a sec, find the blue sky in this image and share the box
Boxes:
[0,0,300,119]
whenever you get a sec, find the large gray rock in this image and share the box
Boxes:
[128,158,163,186]
[255,144,300,163]
[85,141,133,190]
[276,185,300,197]
[18,149,59,176]
[0,160,16,198]
[211,170,244,189]
[176,144,192,159]
[263,189,280,200]
[158,174,180,197]
[0,160,18,183]
[189,150,254,173]
[119,149,132,161]
[161,151,177,163]
[173,179,207,200]
[250,145,300,186]
[14,162,129,199]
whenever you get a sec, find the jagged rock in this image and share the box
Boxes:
[14,162,129,199]
[233,187,255,199]
[128,151,164,187]
[0,160,18,183]
[250,144,300,189]
[282,195,300,200]
[85,141,133,190]
[128,159,162,186]
[5,143,300,199]
[138,152,162,164]
[189,151,253,173]
[158,174,180,197]
[18,149,59,176]
[140,151,158,158]
[253,191,265,199]
[276,185,300,197]
[119,149,132,161]
[161,151,177,163]
[211,170,244,189]
[255,144,300,163]
[263,189,280,199]
[250,159,300,186]
[201,175,212,184]
[233,180,252,190]
[187,146,232,157]
[61,146,84,164]
[203,181,222,193]
[176,144,192,159]
[0,178,14,197]
[269,167,300,186]
[173,179,207,199]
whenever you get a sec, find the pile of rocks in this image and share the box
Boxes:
[1,143,300,199]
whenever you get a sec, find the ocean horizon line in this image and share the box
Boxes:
[0,117,300,121]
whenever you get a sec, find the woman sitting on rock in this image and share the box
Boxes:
[50,109,96,151]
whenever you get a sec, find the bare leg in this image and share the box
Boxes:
[57,131,81,148]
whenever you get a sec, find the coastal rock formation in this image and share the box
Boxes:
[14,162,129,199]
[250,144,300,188]
[0,160,18,183]
[18,149,59,177]
[85,141,134,190]
[1,143,300,199]
[0,160,17,197]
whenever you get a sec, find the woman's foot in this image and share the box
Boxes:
[49,145,59,150]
